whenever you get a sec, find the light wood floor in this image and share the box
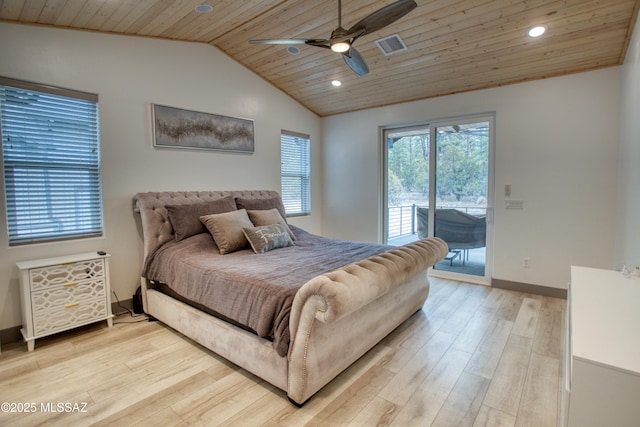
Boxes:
[0,277,565,426]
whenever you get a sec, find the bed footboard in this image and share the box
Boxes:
[286,237,448,404]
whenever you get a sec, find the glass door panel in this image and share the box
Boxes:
[433,120,490,280]
[384,126,430,245]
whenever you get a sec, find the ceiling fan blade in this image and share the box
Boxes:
[347,0,417,37]
[343,47,369,76]
[249,39,323,45]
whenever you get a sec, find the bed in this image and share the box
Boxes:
[133,190,448,405]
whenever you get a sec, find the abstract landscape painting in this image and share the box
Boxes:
[152,104,254,153]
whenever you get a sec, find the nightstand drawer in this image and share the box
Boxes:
[33,298,108,336]
[31,280,107,312]
[29,259,105,291]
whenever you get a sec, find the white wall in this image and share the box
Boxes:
[616,9,640,270]
[1,20,634,333]
[322,68,621,289]
[0,23,322,331]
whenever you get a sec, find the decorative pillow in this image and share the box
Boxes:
[167,196,237,242]
[242,223,294,254]
[235,196,287,222]
[247,208,296,240]
[200,209,254,254]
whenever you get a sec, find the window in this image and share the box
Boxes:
[280,130,310,216]
[0,77,103,245]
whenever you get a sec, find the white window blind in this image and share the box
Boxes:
[0,78,103,245]
[281,130,310,216]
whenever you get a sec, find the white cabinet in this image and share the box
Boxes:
[17,252,113,351]
[562,266,640,426]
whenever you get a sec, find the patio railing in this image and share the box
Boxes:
[388,204,487,239]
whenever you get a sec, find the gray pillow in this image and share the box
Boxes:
[247,208,296,240]
[242,223,294,254]
[235,196,287,221]
[167,196,237,242]
[200,209,254,254]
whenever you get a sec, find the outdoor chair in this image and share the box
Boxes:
[416,207,486,265]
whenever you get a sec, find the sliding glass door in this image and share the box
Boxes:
[383,115,494,284]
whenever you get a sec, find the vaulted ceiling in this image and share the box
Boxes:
[1,0,638,116]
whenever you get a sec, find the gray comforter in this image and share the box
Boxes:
[143,226,391,356]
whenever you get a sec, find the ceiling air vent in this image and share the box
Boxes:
[375,34,408,56]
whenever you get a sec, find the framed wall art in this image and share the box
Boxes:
[152,104,254,153]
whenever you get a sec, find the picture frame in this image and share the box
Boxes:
[152,104,254,153]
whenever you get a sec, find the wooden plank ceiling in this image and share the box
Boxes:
[1,0,639,116]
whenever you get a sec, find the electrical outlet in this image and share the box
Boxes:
[523,257,531,268]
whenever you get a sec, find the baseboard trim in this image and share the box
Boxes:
[0,326,22,346]
[492,278,567,299]
[111,298,134,316]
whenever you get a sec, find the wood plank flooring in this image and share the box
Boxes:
[0,278,565,426]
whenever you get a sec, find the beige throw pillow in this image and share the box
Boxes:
[247,208,296,240]
[235,196,287,222]
[200,209,254,254]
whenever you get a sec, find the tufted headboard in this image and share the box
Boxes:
[133,190,282,262]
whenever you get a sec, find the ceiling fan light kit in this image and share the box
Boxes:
[331,43,351,53]
[331,41,351,53]
[249,0,418,76]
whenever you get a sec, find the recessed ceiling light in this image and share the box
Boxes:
[528,26,546,38]
[331,80,342,87]
[194,4,213,13]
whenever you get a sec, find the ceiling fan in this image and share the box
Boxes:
[249,0,418,76]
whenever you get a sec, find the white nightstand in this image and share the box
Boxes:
[17,252,114,352]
